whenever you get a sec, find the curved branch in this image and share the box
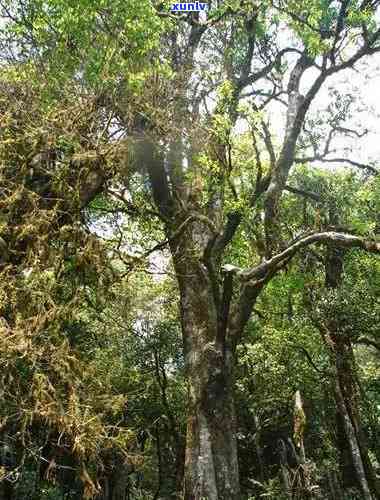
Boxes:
[227,231,379,344]
[241,231,379,281]
[294,156,378,176]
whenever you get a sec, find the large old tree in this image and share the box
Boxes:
[1,0,380,498]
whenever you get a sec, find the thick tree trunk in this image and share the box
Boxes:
[175,253,241,500]
[183,345,240,500]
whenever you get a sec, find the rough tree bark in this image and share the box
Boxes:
[170,237,241,499]
[320,245,380,499]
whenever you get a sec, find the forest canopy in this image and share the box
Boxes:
[0,0,379,499]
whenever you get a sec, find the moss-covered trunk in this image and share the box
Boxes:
[183,340,240,500]
[174,250,240,499]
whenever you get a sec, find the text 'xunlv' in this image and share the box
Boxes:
[170,2,209,11]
